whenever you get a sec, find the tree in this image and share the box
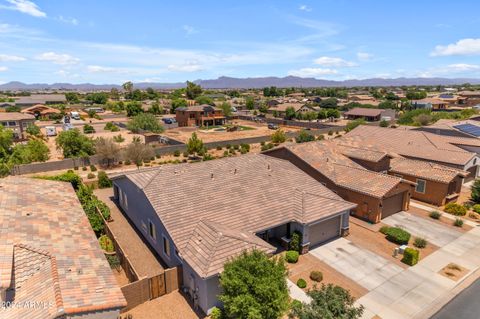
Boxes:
[471,179,480,203]
[95,137,121,167]
[122,81,133,93]
[149,101,163,115]
[0,124,13,158]
[290,284,364,319]
[379,119,389,127]
[345,119,366,132]
[56,129,95,158]
[413,113,432,126]
[125,101,144,117]
[319,98,338,109]
[271,129,286,144]
[326,109,340,118]
[219,102,233,117]
[171,98,188,113]
[6,105,21,112]
[127,113,164,133]
[296,130,315,143]
[245,96,255,110]
[9,139,49,164]
[185,81,202,99]
[123,141,155,168]
[186,132,204,157]
[219,250,289,319]
[85,92,109,104]
[110,88,120,100]
[285,107,296,120]
[195,95,215,106]
[65,92,79,103]
[26,124,41,137]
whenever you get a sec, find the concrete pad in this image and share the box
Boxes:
[383,211,462,246]
[287,279,311,304]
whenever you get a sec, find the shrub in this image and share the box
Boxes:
[83,124,95,134]
[472,204,480,214]
[240,143,250,152]
[104,122,120,132]
[328,130,333,136]
[210,307,223,319]
[87,172,95,179]
[113,134,125,143]
[96,200,111,220]
[233,144,240,150]
[444,203,467,216]
[290,299,302,312]
[310,271,323,282]
[36,171,82,190]
[285,251,299,263]
[379,225,390,234]
[429,210,442,219]
[106,255,121,269]
[82,166,87,171]
[173,150,181,157]
[454,218,464,227]
[90,164,97,171]
[471,179,480,203]
[297,278,307,289]
[97,171,112,188]
[183,151,189,157]
[384,227,411,245]
[260,141,265,146]
[317,135,325,140]
[216,145,222,150]
[289,231,302,252]
[469,212,478,219]
[99,235,114,252]
[463,202,473,210]
[125,159,131,165]
[271,129,286,144]
[401,248,419,266]
[413,237,427,249]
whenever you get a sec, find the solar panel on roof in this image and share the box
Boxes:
[454,123,480,137]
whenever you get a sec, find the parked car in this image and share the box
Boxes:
[268,123,279,130]
[70,111,81,120]
[162,118,176,124]
[45,126,57,137]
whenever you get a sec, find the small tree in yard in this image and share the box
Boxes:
[471,179,480,203]
[271,129,286,144]
[219,250,289,319]
[186,132,204,157]
[123,141,155,168]
[56,129,95,158]
[289,284,364,319]
[95,137,121,167]
[127,113,164,133]
[26,124,41,137]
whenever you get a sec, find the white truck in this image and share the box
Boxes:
[70,111,81,120]
[45,126,57,137]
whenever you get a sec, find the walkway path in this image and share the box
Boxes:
[287,279,312,304]
[95,188,165,278]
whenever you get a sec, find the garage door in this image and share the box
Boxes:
[309,215,341,247]
[382,192,404,219]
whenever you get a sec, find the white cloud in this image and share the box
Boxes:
[446,63,480,71]
[167,63,203,72]
[314,56,356,67]
[418,63,480,77]
[431,39,480,56]
[0,0,46,17]
[0,66,8,72]
[299,5,312,12]
[357,52,373,61]
[35,52,79,65]
[182,25,198,35]
[58,16,78,25]
[288,67,337,77]
[0,54,25,62]
[87,65,118,73]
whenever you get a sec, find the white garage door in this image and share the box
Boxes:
[309,215,341,247]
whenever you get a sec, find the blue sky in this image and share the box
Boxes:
[0,0,480,84]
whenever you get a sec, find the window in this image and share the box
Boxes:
[163,236,171,257]
[416,179,426,193]
[148,220,156,240]
[474,158,477,165]
[8,121,16,126]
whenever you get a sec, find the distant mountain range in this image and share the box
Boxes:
[1,76,480,91]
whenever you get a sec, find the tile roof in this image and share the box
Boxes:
[111,154,355,278]
[0,112,35,121]
[389,157,467,183]
[276,141,403,198]
[176,104,222,112]
[344,107,383,117]
[343,125,477,166]
[269,103,304,112]
[0,177,126,318]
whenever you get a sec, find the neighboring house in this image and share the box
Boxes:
[0,112,35,139]
[263,141,413,223]
[0,177,126,319]
[110,154,355,314]
[388,157,467,206]
[412,98,448,110]
[458,91,480,106]
[175,104,226,127]
[267,103,304,116]
[413,120,480,138]
[343,125,480,182]
[14,94,66,107]
[344,107,396,121]
[21,104,61,118]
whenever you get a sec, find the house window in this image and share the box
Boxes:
[163,236,171,257]
[8,121,16,126]
[416,179,426,193]
[474,159,477,165]
[148,220,156,240]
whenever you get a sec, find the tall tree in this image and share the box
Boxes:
[95,137,121,167]
[56,129,95,158]
[122,81,133,93]
[185,81,202,99]
[186,132,205,157]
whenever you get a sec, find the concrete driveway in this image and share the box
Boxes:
[382,211,462,246]
[309,238,403,291]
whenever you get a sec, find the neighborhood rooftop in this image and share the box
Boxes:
[0,177,126,318]
[0,112,35,121]
[110,154,355,278]
[389,157,467,184]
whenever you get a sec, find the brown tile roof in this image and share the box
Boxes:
[389,157,467,183]
[0,112,35,121]
[269,103,304,112]
[276,141,403,198]
[335,143,389,162]
[344,107,383,117]
[0,177,126,318]
[111,154,355,278]
[343,126,477,166]
[176,104,222,112]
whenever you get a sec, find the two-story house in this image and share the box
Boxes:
[175,105,226,127]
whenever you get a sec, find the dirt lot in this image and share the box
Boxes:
[439,263,470,281]
[121,291,205,319]
[348,218,438,268]
[287,253,368,300]
[409,206,473,232]
[163,119,301,143]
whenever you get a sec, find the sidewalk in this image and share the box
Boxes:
[357,226,480,319]
[287,279,312,304]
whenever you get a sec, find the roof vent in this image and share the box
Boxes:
[267,164,271,170]
[210,172,214,179]
[174,169,178,175]
[234,168,237,175]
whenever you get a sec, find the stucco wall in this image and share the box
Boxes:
[350,156,391,172]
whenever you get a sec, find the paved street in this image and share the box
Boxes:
[382,211,463,246]
[431,278,480,319]
[309,238,403,291]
